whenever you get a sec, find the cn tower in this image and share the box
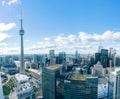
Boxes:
[19,18,25,74]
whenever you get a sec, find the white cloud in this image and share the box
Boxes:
[79,31,120,44]
[7,0,17,5]
[0,23,16,32]
[7,47,19,52]
[44,37,51,41]
[0,42,7,46]
[0,33,11,42]
[1,30,120,54]
[0,46,20,54]
[102,31,113,41]
[55,34,69,45]
[0,22,16,54]
[112,32,120,41]
[2,1,5,5]
[68,34,78,43]
[26,30,120,54]
[79,32,92,44]
[1,0,18,6]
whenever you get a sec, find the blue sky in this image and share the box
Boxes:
[0,0,120,54]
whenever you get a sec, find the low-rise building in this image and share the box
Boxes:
[15,73,35,99]
[16,82,34,99]
[1,64,18,74]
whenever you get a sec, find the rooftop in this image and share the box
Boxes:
[111,67,120,75]
[70,74,92,81]
[15,73,29,83]
[46,64,62,71]
[14,61,20,67]
[98,78,108,84]
[17,82,32,94]
[3,64,16,68]
[29,68,41,75]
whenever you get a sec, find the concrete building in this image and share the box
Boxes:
[108,68,120,99]
[64,73,98,99]
[42,64,63,99]
[92,61,106,77]
[28,68,41,79]
[16,82,34,99]
[25,61,31,69]
[15,74,30,83]
[98,78,108,99]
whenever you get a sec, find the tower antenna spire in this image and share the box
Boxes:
[20,1,23,30]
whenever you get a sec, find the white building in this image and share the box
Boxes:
[108,68,120,99]
[15,73,34,99]
[98,78,108,99]
[25,61,31,69]
[17,82,33,99]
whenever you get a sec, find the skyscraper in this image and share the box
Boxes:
[19,18,25,74]
[58,52,66,64]
[42,64,63,99]
[49,50,55,57]
[95,53,101,64]
[108,68,120,99]
[33,54,39,64]
[49,50,55,65]
[100,49,108,68]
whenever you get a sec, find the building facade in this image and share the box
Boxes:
[108,68,120,99]
[64,74,98,99]
[42,64,63,99]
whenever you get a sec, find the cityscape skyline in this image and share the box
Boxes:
[0,0,120,54]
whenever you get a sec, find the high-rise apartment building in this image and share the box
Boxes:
[42,64,63,99]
